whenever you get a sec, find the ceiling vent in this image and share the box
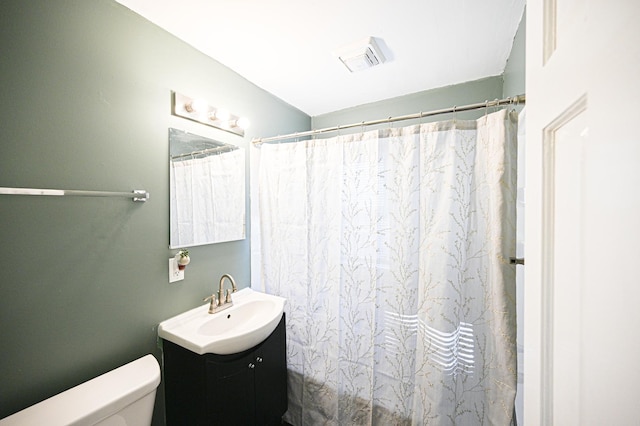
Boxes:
[334,37,386,73]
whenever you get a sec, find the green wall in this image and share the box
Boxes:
[0,1,309,423]
[503,8,526,99]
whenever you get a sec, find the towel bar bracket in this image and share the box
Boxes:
[132,190,150,202]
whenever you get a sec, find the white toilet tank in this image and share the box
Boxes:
[0,354,160,426]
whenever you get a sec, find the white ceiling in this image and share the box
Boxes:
[116,0,525,116]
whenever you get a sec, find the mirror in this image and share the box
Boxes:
[169,128,245,248]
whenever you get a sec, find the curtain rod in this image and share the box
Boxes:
[171,145,239,161]
[253,94,525,145]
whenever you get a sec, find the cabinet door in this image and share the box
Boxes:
[163,340,209,425]
[254,315,287,425]
[206,354,256,425]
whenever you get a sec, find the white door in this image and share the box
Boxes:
[525,1,640,425]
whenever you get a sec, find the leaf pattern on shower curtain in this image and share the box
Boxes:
[253,109,517,425]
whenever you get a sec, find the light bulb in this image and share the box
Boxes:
[186,98,208,113]
[212,108,230,122]
[236,117,250,130]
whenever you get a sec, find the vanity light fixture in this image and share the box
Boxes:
[171,91,250,136]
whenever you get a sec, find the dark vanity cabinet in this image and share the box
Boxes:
[163,314,287,425]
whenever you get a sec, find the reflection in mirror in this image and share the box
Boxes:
[169,128,245,248]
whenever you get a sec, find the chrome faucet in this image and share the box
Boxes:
[204,274,237,314]
[218,274,237,305]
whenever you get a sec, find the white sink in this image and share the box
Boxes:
[158,288,286,355]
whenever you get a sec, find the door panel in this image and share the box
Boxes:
[526,1,640,424]
[544,104,588,425]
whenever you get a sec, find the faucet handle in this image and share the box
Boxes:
[225,289,233,304]
[203,294,218,313]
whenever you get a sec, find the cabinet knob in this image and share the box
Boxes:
[256,357,263,363]
[248,363,255,369]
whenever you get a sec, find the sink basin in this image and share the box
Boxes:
[158,288,286,355]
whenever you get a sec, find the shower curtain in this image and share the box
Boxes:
[251,109,518,425]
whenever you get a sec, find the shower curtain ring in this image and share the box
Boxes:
[387,116,394,130]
